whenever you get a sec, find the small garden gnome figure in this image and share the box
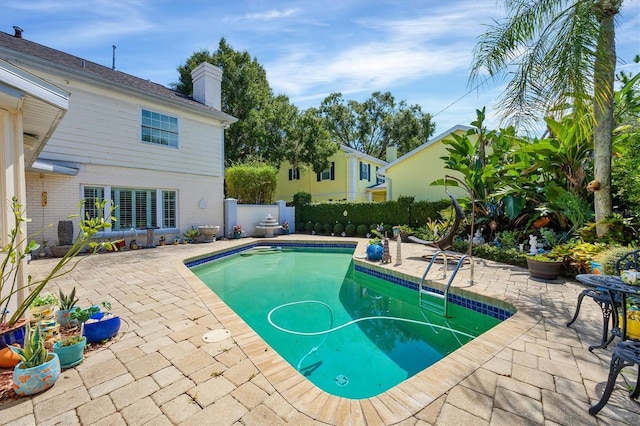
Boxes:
[381,238,392,264]
[529,235,538,255]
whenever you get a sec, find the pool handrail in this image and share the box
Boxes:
[419,251,475,317]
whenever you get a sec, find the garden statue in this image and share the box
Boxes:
[528,235,538,255]
[472,229,485,245]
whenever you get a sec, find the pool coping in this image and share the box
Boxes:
[177,239,543,424]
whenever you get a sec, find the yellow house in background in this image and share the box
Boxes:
[374,125,474,202]
[274,145,388,203]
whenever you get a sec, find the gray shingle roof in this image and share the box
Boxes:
[0,31,234,121]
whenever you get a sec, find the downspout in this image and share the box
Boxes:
[385,177,392,201]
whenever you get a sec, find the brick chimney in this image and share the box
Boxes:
[191,62,222,110]
[13,26,23,38]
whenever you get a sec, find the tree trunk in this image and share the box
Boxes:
[592,2,618,237]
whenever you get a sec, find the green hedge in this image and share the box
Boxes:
[296,199,451,231]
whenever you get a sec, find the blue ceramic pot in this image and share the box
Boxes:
[13,352,61,396]
[366,244,384,261]
[83,316,121,343]
[0,322,26,349]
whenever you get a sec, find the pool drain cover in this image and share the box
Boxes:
[202,329,231,343]
[335,375,349,387]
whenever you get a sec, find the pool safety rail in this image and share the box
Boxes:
[419,251,475,317]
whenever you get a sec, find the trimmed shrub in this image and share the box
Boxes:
[356,224,368,236]
[324,223,333,234]
[345,223,356,236]
[305,221,314,233]
[314,222,323,233]
[333,223,344,234]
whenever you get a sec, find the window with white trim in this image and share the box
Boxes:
[317,162,335,181]
[141,109,179,147]
[83,187,104,219]
[82,186,177,231]
[359,162,370,181]
[376,166,384,184]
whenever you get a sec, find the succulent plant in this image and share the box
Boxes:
[9,323,48,368]
[58,287,79,311]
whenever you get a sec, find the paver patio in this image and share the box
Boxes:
[1,235,639,425]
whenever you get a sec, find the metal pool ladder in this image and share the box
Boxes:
[419,251,474,317]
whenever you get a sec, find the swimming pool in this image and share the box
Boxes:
[189,244,510,399]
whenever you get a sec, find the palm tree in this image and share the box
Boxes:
[470,0,623,237]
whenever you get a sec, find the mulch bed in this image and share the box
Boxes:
[0,326,108,403]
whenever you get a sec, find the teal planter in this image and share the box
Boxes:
[13,352,61,396]
[53,336,86,368]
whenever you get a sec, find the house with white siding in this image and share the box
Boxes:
[0,28,237,248]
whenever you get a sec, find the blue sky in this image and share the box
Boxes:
[3,0,639,134]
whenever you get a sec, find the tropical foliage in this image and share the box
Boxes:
[470,0,624,236]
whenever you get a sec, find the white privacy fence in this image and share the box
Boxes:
[223,199,295,238]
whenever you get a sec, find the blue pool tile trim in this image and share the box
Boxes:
[354,264,514,321]
[186,243,513,321]
[184,241,357,268]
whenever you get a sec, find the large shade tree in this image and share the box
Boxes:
[173,38,336,171]
[316,91,436,159]
[470,0,623,237]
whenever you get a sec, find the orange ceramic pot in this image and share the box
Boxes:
[0,346,21,368]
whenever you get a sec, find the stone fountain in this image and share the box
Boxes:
[255,214,282,238]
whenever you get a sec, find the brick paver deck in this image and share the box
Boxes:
[2,235,639,425]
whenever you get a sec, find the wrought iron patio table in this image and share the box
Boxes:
[575,274,640,350]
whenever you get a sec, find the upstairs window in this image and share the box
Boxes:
[359,162,371,181]
[288,168,300,180]
[376,166,384,184]
[141,109,179,147]
[317,162,335,181]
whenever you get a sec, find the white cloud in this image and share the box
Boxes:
[245,8,299,21]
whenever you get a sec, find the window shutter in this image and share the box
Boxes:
[288,169,293,181]
[317,172,321,182]
[367,164,371,181]
[359,162,363,180]
[330,162,335,180]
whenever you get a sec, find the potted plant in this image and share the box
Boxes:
[526,252,564,280]
[396,225,414,243]
[233,224,243,239]
[56,287,79,328]
[9,323,61,396]
[80,302,121,343]
[158,235,166,246]
[52,334,86,369]
[1,198,116,349]
[281,222,290,235]
[622,295,640,340]
[184,227,200,243]
[173,236,180,245]
[129,239,138,250]
[29,292,58,321]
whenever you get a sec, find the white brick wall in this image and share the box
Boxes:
[26,164,224,248]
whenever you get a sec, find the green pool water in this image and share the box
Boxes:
[190,247,501,399]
